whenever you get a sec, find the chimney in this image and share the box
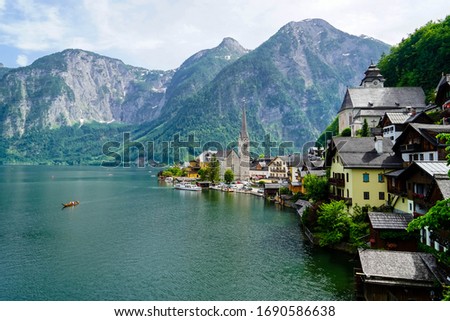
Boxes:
[374,136,383,154]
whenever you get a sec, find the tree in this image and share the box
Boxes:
[340,127,351,137]
[198,168,208,181]
[407,199,450,233]
[224,169,234,184]
[303,174,329,202]
[316,200,351,247]
[360,119,370,137]
[207,154,220,184]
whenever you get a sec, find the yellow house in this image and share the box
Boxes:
[326,137,404,212]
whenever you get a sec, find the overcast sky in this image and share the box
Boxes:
[0,0,448,70]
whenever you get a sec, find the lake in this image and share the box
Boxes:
[0,166,355,300]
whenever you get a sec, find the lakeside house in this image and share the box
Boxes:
[356,249,449,301]
[325,136,403,212]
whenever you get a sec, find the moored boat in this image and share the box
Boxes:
[174,183,202,191]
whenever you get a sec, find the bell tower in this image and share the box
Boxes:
[360,63,385,88]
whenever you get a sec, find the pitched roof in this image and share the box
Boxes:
[393,123,450,151]
[368,212,413,230]
[339,87,426,112]
[384,112,412,124]
[329,137,403,169]
[384,168,406,177]
[435,177,450,199]
[414,161,450,176]
[358,249,437,283]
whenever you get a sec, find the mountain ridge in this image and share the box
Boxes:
[0,18,390,163]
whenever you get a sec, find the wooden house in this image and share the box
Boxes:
[356,249,449,301]
[368,212,416,251]
[393,123,450,163]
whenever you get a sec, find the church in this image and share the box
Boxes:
[196,107,250,181]
[338,64,427,136]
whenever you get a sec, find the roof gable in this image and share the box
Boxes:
[339,87,426,112]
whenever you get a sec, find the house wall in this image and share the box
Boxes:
[350,168,389,210]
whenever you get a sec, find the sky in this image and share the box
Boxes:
[0,0,448,70]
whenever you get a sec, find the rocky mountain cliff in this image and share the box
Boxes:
[0,49,173,137]
[0,18,390,164]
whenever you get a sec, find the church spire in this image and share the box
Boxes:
[240,107,249,140]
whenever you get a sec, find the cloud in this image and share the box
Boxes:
[16,54,28,66]
[0,0,67,50]
[0,0,448,69]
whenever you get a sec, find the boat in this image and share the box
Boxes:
[62,201,79,208]
[174,183,202,191]
[164,176,174,183]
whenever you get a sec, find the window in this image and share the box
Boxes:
[363,173,369,182]
[363,192,370,200]
[346,173,349,182]
[379,192,385,200]
[378,174,384,183]
[419,154,424,161]
[429,153,434,161]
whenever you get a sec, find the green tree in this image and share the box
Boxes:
[224,169,234,184]
[316,200,351,246]
[198,168,208,181]
[407,199,450,233]
[207,155,220,184]
[340,127,351,137]
[378,16,450,101]
[303,174,329,202]
[360,119,370,137]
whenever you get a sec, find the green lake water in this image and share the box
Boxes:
[0,166,355,300]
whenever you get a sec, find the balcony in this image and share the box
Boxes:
[329,177,345,187]
[330,194,352,205]
[387,186,407,196]
[400,143,421,152]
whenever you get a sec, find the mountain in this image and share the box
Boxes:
[0,18,390,164]
[137,19,390,153]
[0,49,173,137]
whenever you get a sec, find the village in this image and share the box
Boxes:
[159,64,450,301]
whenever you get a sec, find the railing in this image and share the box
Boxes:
[400,143,421,152]
[387,186,407,196]
[329,178,345,187]
[330,194,352,205]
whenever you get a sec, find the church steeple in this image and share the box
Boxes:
[238,107,250,180]
[240,107,249,141]
[360,63,385,88]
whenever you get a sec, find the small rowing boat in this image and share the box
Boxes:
[62,201,80,208]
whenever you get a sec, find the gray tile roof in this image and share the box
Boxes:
[368,212,413,229]
[340,87,426,111]
[358,249,436,282]
[414,161,450,176]
[436,177,450,199]
[384,168,406,177]
[331,137,403,169]
[385,112,412,124]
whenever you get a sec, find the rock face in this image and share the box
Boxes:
[0,49,173,137]
[0,18,390,162]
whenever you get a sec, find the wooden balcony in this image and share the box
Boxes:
[329,178,345,187]
[400,143,421,152]
[330,194,352,205]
